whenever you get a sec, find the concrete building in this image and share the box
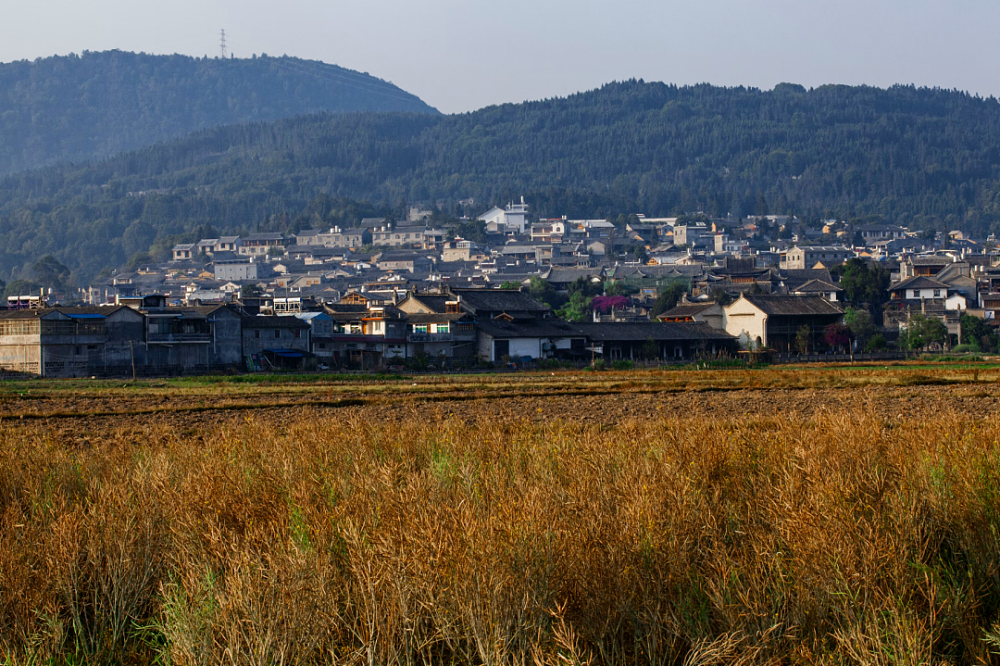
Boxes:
[781,246,854,270]
[238,233,289,257]
[214,261,269,282]
[723,294,844,352]
[480,198,530,234]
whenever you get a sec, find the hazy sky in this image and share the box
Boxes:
[2,0,998,114]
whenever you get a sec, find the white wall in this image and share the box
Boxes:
[723,298,767,349]
[508,338,541,359]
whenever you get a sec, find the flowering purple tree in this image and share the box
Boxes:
[823,323,850,352]
[591,295,630,314]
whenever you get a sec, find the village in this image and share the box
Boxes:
[0,201,996,377]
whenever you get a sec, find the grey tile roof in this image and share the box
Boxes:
[741,294,844,316]
[576,322,736,342]
[889,276,950,291]
[448,288,550,314]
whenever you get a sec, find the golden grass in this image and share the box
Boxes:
[2,394,1000,664]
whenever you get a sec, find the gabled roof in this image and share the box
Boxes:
[404,313,471,324]
[889,276,950,292]
[400,294,451,313]
[793,279,842,293]
[576,322,736,342]
[909,255,951,266]
[657,303,721,319]
[447,288,550,315]
[739,294,844,316]
[474,318,581,339]
[781,268,834,290]
[542,267,604,283]
[242,233,286,242]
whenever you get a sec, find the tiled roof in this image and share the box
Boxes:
[448,288,550,314]
[576,322,735,342]
[657,303,719,318]
[741,294,844,316]
[889,276,949,291]
[793,279,841,293]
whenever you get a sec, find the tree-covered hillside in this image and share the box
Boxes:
[4,80,1000,281]
[0,50,437,174]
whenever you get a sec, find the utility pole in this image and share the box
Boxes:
[130,340,136,381]
[220,29,228,59]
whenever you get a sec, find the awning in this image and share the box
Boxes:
[263,348,311,359]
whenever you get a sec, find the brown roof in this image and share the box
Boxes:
[889,276,949,292]
[657,303,719,318]
[740,294,844,316]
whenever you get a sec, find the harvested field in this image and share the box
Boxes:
[2,364,1000,664]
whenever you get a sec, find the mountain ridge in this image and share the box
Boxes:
[0,50,438,175]
[4,80,1000,280]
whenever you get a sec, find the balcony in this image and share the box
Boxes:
[147,332,212,344]
[408,332,454,343]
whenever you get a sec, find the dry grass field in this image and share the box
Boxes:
[2,363,1000,664]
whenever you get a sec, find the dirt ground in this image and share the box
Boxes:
[5,379,998,446]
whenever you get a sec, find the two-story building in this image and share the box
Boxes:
[240,314,312,369]
[781,246,854,270]
[238,233,289,257]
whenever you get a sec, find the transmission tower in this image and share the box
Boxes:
[220,29,228,58]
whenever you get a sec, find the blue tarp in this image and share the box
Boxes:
[264,349,305,359]
[64,313,106,319]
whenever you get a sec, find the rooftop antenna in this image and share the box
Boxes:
[220,29,228,59]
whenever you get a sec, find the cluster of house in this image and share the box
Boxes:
[7,201,999,377]
[0,287,752,378]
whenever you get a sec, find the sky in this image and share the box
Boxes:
[1,0,998,114]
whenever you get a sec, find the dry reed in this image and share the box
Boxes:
[1,402,999,664]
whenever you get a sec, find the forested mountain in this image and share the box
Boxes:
[4,80,1000,282]
[0,50,437,174]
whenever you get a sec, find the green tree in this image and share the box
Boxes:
[640,337,659,360]
[4,280,40,299]
[794,325,812,354]
[836,259,890,313]
[31,255,71,290]
[498,280,523,290]
[240,283,264,298]
[650,282,688,317]
[567,277,603,298]
[903,313,949,351]
[865,334,887,352]
[960,313,997,351]
[555,292,593,322]
[527,276,564,309]
[709,288,734,306]
[843,307,875,348]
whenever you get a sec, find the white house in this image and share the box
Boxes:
[480,198,529,234]
[723,293,845,352]
[888,276,950,302]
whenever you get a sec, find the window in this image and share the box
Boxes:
[294,330,301,338]
[255,330,260,339]
[933,289,941,297]
[413,325,427,334]
[274,330,281,339]
[435,324,449,334]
